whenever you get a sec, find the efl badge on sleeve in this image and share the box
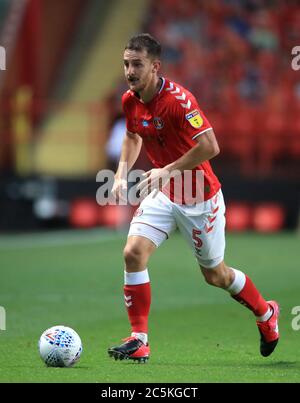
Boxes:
[185,110,203,129]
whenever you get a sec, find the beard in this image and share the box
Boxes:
[128,78,145,93]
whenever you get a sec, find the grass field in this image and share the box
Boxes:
[0,229,299,383]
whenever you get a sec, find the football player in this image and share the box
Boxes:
[108,33,279,363]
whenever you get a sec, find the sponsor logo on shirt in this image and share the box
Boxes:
[185,109,203,129]
[153,117,164,130]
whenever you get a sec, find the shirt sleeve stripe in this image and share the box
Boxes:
[192,127,212,140]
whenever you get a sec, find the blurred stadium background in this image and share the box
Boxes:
[0,0,299,233]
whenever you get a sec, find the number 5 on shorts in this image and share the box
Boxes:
[192,228,202,248]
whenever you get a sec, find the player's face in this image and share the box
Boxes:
[124,49,159,93]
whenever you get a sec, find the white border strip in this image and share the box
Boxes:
[192,127,212,140]
[158,77,165,94]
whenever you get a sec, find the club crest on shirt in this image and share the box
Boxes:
[153,117,164,130]
[185,109,203,129]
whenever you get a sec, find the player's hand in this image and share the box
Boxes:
[111,177,128,203]
[137,168,171,200]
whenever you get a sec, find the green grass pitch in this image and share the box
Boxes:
[0,229,299,383]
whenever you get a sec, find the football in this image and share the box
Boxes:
[38,325,82,367]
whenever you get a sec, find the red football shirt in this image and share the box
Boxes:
[122,77,221,204]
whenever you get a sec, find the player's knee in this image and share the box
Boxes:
[123,244,145,268]
[201,263,233,288]
[203,270,225,287]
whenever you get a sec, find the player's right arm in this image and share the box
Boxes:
[112,130,142,201]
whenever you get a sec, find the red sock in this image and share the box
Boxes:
[232,275,269,316]
[124,283,151,333]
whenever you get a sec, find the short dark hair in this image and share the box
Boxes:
[125,33,161,59]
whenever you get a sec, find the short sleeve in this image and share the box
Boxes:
[122,92,135,134]
[174,94,212,141]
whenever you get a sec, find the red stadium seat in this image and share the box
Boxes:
[225,107,257,175]
[209,111,229,154]
[209,111,227,137]
[69,198,99,228]
[257,109,286,175]
[225,202,252,232]
[252,203,285,233]
[100,205,133,229]
[287,108,300,159]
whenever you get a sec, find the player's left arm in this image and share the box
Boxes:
[165,98,220,171]
[165,128,220,172]
[137,129,219,198]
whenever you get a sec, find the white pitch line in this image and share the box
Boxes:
[0,228,126,250]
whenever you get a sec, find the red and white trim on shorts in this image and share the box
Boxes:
[130,221,169,240]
